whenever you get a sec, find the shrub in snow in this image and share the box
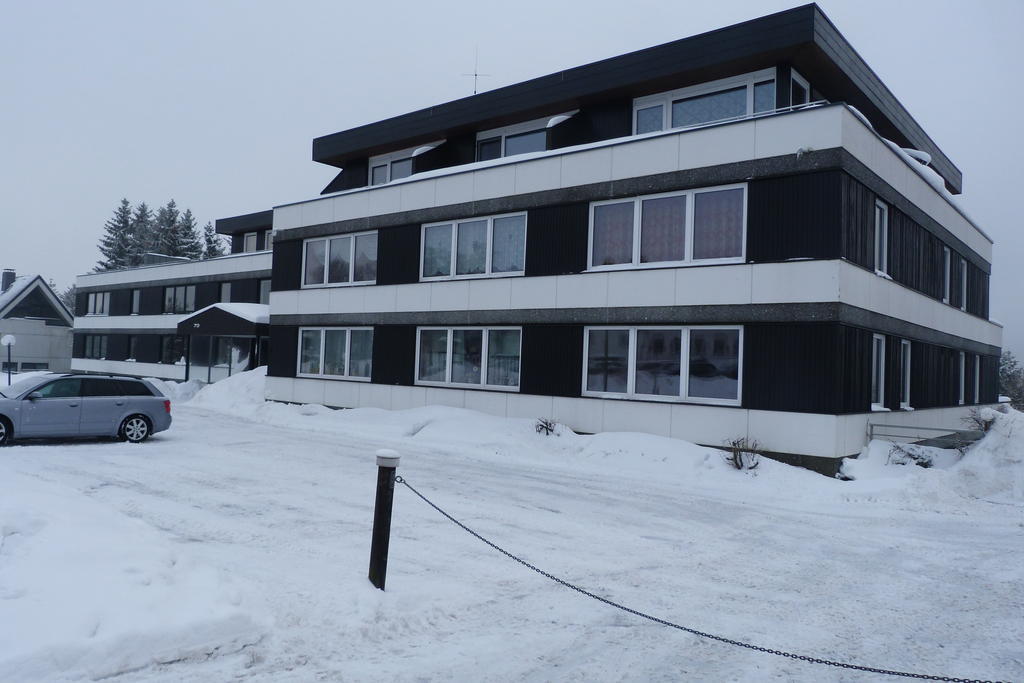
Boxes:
[722,437,760,471]
[962,406,1002,436]
[535,418,557,436]
[888,442,940,468]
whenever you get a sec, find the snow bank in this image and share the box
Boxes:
[0,472,265,681]
[144,376,205,403]
[1,371,53,388]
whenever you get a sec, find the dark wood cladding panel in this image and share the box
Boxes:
[231,233,244,254]
[980,354,999,404]
[140,287,164,315]
[909,342,957,410]
[105,334,130,361]
[267,325,298,378]
[414,133,476,174]
[837,325,872,414]
[72,333,86,358]
[109,290,132,317]
[949,252,965,311]
[840,173,875,269]
[322,158,369,194]
[75,291,88,316]
[230,279,258,304]
[524,203,589,277]
[195,282,220,310]
[520,324,584,398]
[742,323,844,414]
[746,171,842,262]
[887,207,943,301]
[135,334,161,364]
[371,325,416,386]
[549,98,633,150]
[377,224,421,285]
[271,239,303,292]
[967,265,989,319]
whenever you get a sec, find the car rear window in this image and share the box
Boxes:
[83,378,123,397]
[119,380,155,396]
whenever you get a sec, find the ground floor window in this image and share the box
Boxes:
[297,328,373,380]
[415,327,521,390]
[84,335,108,360]
[583,326,741,404]
[871,334,885,410]
[20,362,49,371]
[160,336,185,365]
[900,340,911,409]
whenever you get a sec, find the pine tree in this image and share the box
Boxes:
[154,200,182,256]
[95,199,134,271]
[60,285,77,315]
[128,202,155,266]
[177,209,205,260]
[202,221,226,258]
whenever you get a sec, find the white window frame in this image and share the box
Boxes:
[475,115,555,160]
[874,200,889,276]
[899,339,912,410]
[632,68,777,135]
[414,327,522,391]
[581,325,743,406]
[295,327,374,382]
[86,291,110,316]
[958,351,966,405]
[974,354,981,404]
[264,230,274,251]
[790,69,811,105]
[301,230,378,288]
[243,232,258,253]
[369,145,419,185]
[959,259,968,312]
[942,247,951,304]
[871,333,886,410]
[587,184,747,271]
[162,284,196,314]
[419,212,527,281]
[220,282,232,303]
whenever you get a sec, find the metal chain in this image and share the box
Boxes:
[394,475,1004,683]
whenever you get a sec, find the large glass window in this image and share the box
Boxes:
[958,351,966,405]
[162,285,195,314]
[942,247,951,304]
[244,232,258,253]
[589,185,745,270]
[959,259,967,312]
[421,213,526,280]
[475,118,550,161]
[86,291,110,316]
[297,328,373,380]
[368,148,417,185]
[632,68,795,134]
[160,335,185,365]
[84,335,108,359]
[416,328,521,390]
[874,200,889,275]
[131,289,141,314]
[900,340,912,409]
[584,327,741,404]
[303,231,377,287]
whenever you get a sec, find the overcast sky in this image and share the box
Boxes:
[2,0,1020,354]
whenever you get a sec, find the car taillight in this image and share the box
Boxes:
[164,400,171,414]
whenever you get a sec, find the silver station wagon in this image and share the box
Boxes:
[0,374,172,445]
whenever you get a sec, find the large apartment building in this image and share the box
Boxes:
[72,4,1002,472]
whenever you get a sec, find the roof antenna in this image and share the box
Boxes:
[461,45,490,95]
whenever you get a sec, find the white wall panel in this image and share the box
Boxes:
[74,314,181,331]
[71,358,186,381]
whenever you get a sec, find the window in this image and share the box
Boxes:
[874,200,888,275]
[259,279,271,305]
[421,213,526,280]
[21,362,48,371]
[583,326,741,404]
[942,247,951,303]
[131,289,141,315]
[35,379,82,399]
[160,336,185,365]
[415,328,521,390]
[128,335,140,361]
[632,68,778,134]
[369,147,417,185]
[162,285,196,313]
[83,378,124,397]
[900,340,911,410]
[120,380,155,397]
[958,351,966,405]
[871,334,885,410]
[243,232,258,253]
[974,356,983,403]
[86,291,110,316]
[84,335,108,360]
[790,70,810,106]
[960,259,967,311]
[475,117,553,161]
[302,231,377,287]
[264,230,274,251]
[588,185,745,269]
[297,328,373,380]
[220,282,232,303]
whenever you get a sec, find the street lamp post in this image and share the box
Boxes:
[0,335,15,386]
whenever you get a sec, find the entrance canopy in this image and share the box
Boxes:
[176,303,269,337]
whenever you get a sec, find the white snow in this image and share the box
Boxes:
[1,368,1021,682]
[180,303,269,325]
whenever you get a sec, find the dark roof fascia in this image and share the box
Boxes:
[215,210,274,236]
[312,4,817,164]
[175,307,269,337]
[311,3,962,193]
[809,7,961,193]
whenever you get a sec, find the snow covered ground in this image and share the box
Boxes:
[1,369,1021,682]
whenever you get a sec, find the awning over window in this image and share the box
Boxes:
[176,303,270,337]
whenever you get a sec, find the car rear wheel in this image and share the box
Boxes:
[0,417,10,445]
[120,415,151,443]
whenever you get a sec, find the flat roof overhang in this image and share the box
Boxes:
[215,210,274,236]
[311,4,962,194]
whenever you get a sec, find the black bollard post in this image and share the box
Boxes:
[368,449,400,590]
